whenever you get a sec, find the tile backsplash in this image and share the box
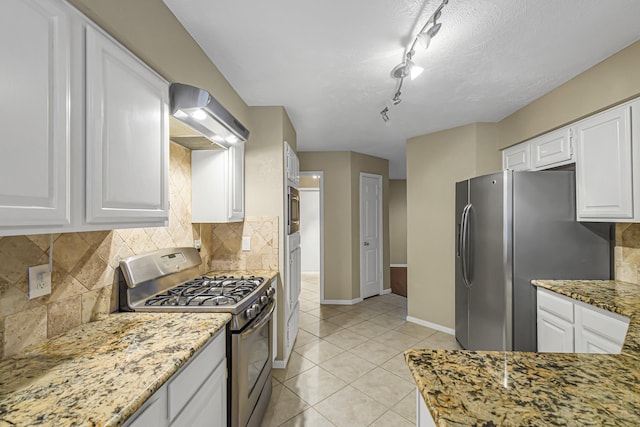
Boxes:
[0,142,279,358]
[615,223,640,284]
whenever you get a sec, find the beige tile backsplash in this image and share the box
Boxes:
[615,223,640,284]
[0,142,278,358]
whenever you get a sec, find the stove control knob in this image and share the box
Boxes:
[260,295,269,305]
[267,287,276,298]
[246,304,261,320]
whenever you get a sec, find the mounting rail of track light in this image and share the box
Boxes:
[380,0,449,123]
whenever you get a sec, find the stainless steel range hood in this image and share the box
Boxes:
[169,83,249,150]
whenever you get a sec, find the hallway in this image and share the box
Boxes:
[262,272,461,426]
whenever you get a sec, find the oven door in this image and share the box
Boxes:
[231,301,274,427]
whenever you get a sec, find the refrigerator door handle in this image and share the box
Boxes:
[461,204,472,288]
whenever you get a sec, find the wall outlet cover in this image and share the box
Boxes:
[28,264,52,299]
[242,236,251,251]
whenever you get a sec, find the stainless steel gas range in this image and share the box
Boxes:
[118,247,275,427]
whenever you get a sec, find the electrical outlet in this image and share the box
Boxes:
[194,239,202,250]
[242,236,251,251]
[28,264,52,299]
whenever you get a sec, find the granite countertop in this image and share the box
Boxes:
[405,279,640,426]
[0,312,230,427]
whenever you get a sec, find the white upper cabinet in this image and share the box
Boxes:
[285,142,300,187]
[502,143,531,171]
[85,25,169,224]
[191,142,245,223]
[530,128,573,169]
[0,0,72,231]
[575,104,633,221]
[0,0,170,236]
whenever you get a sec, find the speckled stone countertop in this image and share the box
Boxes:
[405,279,640,426]
[0,312,230,427]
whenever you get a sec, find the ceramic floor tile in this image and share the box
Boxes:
[368,313,407,329]
[350,367,415,408]
[349,339,402,365]
[294,339,345,364]
[393,322,439,339]
[307,306,343,320]
[273,352,316,383]
[392,391,417,424]
[299,299,320,313]
[379,353,415,383]
[300,319,344,338]
[322,328,370,350]
[318,351,376,383]
[372,329,421,350]
[260,383,309,427]
[314,386,387,427]
[416,331,462,350]
[325,313,370,328]
[346,321,392,339]
[293,329,321,350]
[369,409,414,427]
[299,312,322,328]
[283,366,347,405]
[279,407,336,427]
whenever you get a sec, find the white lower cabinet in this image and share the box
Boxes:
[416,389,437,427]
[125,328,227,427]
[536,288,629,354]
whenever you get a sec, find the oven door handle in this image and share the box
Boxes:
[240,301,275,339]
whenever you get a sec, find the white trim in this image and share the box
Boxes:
[390,264,408,268]
[382,288,392,295]
[406,316,455,335]
[322,298,363,305]
[360,173,383,300]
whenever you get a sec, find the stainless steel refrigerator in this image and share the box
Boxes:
[455,170,611,352]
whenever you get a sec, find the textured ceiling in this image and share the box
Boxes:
[163,0,640,178]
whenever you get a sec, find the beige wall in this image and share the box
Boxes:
[389,180,407,265]
[498,40,640,149]
[298,152,390,301]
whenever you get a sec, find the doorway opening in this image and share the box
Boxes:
[298,171,324,303]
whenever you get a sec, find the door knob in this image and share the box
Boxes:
[364,242,370,246]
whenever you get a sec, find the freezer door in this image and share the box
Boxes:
[467,171,512,351]
[455,180,469,349]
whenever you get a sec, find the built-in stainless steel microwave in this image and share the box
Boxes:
[287,186,300,234]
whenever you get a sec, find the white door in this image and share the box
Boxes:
[360,173,383,299]
[0,0,72,229]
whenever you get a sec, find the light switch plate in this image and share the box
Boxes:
[28,264,52,299]
[242,236,251,251]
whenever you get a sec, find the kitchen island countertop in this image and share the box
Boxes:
[405,279,640,426]
[0,312,230,426]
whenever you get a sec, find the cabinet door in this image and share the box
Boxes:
[531,128,573,169]
[228,142,245,221]
[502,143,530,171]
[574,304,628,354]
[171,361,226,427]
[85,25,169,224]
[537,311,574,353]
[126,387,167,427]
[0,0,71,230]
[575,105,632,220]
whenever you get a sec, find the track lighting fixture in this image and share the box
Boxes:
[380,0,449,122]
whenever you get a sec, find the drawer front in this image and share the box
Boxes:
[531,129,572,169]
[168,330,226,421]
[576,304,629,345]
[537,289,574,322]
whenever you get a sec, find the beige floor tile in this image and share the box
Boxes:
[350,367,415,408]
[299,312,322,328]
[322,328,370,350]
[283,366,347,405]
[325,312,370,328]
[279,407,336,427]
[299,299,320,313]
[392,391,417,424]
[368,313,407,329]
[346,321,392,339]
[293,329,320,349]
[273,352,316,383]
[369,410,414,427]
[260,383,309,427]
[416,331,462,350]
[314,386,387,427]
[379,353,415,383]
[300,319,344,338]
[294,340,345,365]
[394,322,439,339]
[372,329,421,350]
[318,351,376,383]
[349,340,402,365]
[307,306,342,320]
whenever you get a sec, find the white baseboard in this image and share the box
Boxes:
[321,297,363,305]
[382,288,392,295]
[273,345,293,369]
[390,264,408,268]
[406,316,455,336]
